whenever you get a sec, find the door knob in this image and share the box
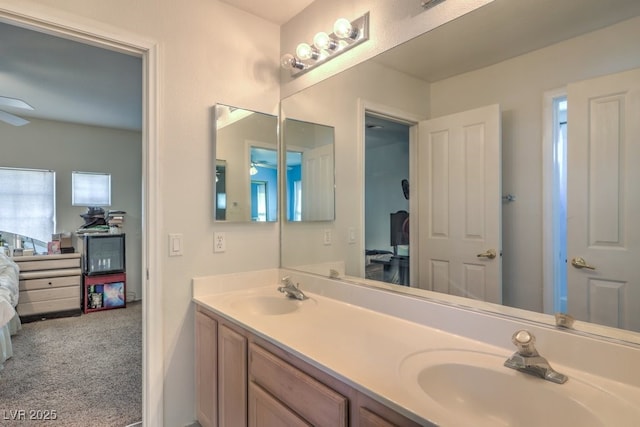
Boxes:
[477,249,497,259]
[571,257,596,270]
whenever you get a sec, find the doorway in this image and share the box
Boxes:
[364,113,411,285]
[0,8,160,425]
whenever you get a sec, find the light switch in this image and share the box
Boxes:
[348,227,356,244]
[169,233,183,256]
[323,229,332,245]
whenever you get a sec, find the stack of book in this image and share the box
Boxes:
[107,210,126,231]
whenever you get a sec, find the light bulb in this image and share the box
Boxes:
[313,32,337,51]
[280,53,305,70]
[295,43,318,61]
[334,18,356,39]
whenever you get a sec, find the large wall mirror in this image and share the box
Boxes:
[281,0,640,340]
[213,104,278,222]
[283,118,335,222]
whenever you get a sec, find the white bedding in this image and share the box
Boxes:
[0,253,19,327]
[0,253,20,369]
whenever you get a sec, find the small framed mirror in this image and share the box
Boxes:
[213,104,278,222]
[283,118,335,222]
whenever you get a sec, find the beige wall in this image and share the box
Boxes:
[0,0,280,425]
[1,118,143,301]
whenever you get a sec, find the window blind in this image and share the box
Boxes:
[0,167,56,243]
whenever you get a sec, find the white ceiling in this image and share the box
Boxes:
[219,0,314,25]
[373,0,640,83]
[0,22,142,131]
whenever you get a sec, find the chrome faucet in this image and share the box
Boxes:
[278,276,307,300]
[504,330,568,384]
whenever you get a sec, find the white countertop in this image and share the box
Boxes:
[192,269,640,426]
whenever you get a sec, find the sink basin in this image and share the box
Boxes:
[228,295,315,316]
[399,350,640,427]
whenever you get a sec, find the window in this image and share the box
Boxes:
[72,171,111,206]
[0,167,56,243]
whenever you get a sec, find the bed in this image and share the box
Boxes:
[0,253,21,370]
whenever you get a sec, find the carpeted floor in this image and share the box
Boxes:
[0,302,142,426]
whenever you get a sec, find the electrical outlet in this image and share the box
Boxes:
[323,229,332,245]
[214,232,226,253]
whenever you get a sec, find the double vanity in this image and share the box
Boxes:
[193,270,640,426]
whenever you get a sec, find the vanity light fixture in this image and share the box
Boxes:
[250,163,258,176]
[281,12,369,77]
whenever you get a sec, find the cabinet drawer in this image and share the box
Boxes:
[19,286,80,304]
[17,297,80,316]
[249,382,311,427]
[19,268,82,281]
[16,257,81,271]
[19,275,81,291]
[249,344,347,427]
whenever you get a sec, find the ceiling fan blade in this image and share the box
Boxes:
[0,96,34,111]
[0,110,30,126]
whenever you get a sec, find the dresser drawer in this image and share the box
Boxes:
[17,298,80,316]
[249,343,347,427]
[16,256,81,271]
[17,284,81,316]
[19,275,81,291]
[19,286,80,304]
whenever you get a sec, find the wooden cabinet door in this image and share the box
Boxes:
[219,324,248,427]
[249,343,347,427]
[248,382,310,427]
[195,310,218,427]
[357,393,422,427]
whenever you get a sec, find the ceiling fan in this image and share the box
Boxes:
[0,95,34,126]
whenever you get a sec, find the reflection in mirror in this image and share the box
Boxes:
[283,118,335,222]
[281,0,640,339]
[215,160,227,220]
[214,104,278,222]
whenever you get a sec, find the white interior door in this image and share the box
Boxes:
[301,143,334,221]
[566,68,640,332]
[417,104,502,303]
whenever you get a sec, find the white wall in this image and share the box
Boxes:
[1,117,143,301]
[0,0,280,425]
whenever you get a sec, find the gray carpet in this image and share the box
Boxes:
[0,302,142,426]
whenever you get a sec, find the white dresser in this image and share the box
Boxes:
[14,253,82,320]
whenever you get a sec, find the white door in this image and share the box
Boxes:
[566,68,640,332]
[301,143,334,221]
[418,104,502,303]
